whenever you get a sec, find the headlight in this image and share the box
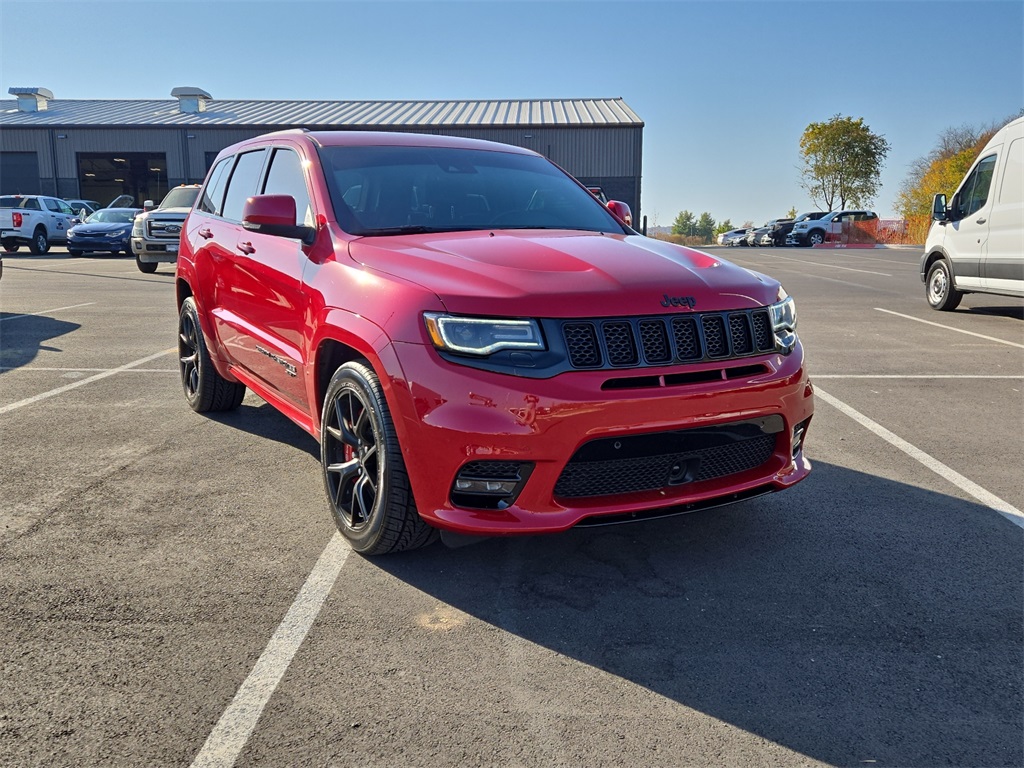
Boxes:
[771,294,797,331]
[132,221,144,236]
[110,227,129,237]
[770,292,798,354]
[424,313,545,356]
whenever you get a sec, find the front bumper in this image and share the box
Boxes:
[132,238,179,262]
[68,233,129,252]
[385,340,814,535]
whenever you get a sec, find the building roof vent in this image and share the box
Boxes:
[8,87,54,112]
[171,87,212,114]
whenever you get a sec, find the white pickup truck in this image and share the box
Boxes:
[0,194,79,254]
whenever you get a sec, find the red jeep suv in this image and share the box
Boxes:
[175,130,813,554]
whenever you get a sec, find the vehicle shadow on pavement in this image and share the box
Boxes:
[962,304,1024,320]
[208,400,320,459]
[0,313,80,374]
[373,461,1023,767]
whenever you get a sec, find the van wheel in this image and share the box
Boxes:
[136,256,158,273]
[29,228,49,255]
[321,362,437,555]
[926,259,963,311]
[178,297,246,412]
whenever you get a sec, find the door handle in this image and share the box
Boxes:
[975,217,986,224]
[236,241,256,255]
[198,227,214,239]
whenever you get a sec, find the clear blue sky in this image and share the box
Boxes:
[2,0,1022,227]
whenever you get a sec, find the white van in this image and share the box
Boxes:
[921,116,1023,310]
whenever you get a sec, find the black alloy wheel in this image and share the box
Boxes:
[321,362,436,555]
[177,297,246,412]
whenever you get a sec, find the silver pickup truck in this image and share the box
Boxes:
[0,194,79,254]
[131,185,201,273]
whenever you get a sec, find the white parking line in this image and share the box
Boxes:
[0,302,95,323]
[0,348,175,414]
[769,253,892,277]
[0,367,178,373]
[814,374,1023,379]
[874,308,1024,349]
[815,386,1024,529]
[191,532,351,768]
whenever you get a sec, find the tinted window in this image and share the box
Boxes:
[44,198,61,212]
[320,145,625,236]
[957,155,997,219]
[221,150,268,222]
[262,148,313,226]
[198,157,231,215]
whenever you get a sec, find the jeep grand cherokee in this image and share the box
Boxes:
[174,130,814,554]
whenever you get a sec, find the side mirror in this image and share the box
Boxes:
[143,200,155,212]
[932,193,948,222]
[242,195,316,245]
[607,200,633,227]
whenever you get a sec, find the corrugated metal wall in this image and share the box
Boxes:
[2,124,643,216]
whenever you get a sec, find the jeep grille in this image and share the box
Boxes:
[561,309,776,369]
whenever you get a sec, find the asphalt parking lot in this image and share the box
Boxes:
[1,244,1021,768]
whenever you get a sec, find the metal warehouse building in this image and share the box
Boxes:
[0,87,643,218]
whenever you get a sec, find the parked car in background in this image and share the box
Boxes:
[717,227,750,245]
[772,213,824,246]
[175,129,813,554]
[787,210,877,246]
[65,199,101,217]
[921,115,1023,310]
[746,219,791,247]
[67,207,142,256]
[720,227,751,246]
[131,184,201,273]
[0,194,78,254]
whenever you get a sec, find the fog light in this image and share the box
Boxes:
[451,461,533,510]
[792,418,810,458]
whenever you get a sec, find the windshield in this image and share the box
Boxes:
[159,187,200,209]
[85,209,137,224]
[320,145,627,236]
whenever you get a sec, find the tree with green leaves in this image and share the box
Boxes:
[695,212,716,242]
[799,114,891,210]
[714,219,734,237]
[787,206,798,218]
[671,210,695,235]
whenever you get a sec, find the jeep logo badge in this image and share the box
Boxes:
[660,294,696,309]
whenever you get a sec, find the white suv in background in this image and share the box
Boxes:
[787,209,877,247]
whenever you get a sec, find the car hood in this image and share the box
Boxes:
[347,229,780,317]
[70,222,131,234]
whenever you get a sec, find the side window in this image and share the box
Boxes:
[956,154,997,219]
[198,157,232,215]
[23,198,40,210]
[56,200,74,215]
[262,148,314,226]
[220,149,268,222]
[44,198,61,212]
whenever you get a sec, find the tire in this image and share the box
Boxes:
[1,240,18,253]
[29,228,49,255]
[136,256,157,273]
[807,230,824,247]
[926,259,963,311]
[321,362,437,555]
[177,297,246,412]
[68,249,83,257]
